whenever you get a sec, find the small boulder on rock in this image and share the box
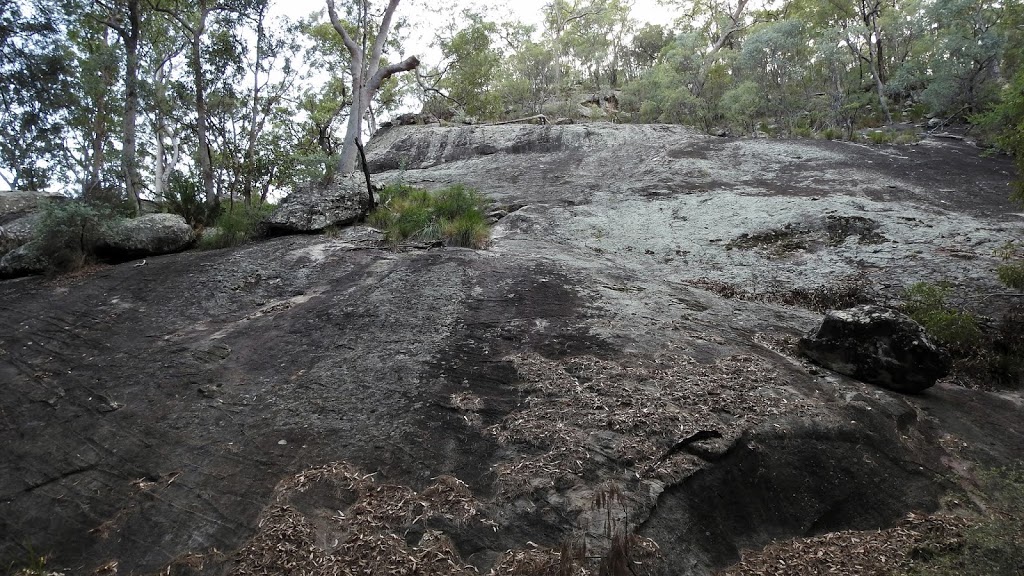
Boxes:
[798,304,950,393]
[0,241,49,279]
[264,174,370,234]
[97,213,196,260]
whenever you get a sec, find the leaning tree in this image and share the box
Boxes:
[326,0,419,176]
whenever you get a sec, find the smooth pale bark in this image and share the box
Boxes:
[152,59,181,200]
[695,0,749,95]
[190,5,215,209]
[97,0,145,214]
[327,0,419,175]
[242,4,267,206]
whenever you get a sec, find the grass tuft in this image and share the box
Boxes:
[368,183,491,248]
[197,201,275,250]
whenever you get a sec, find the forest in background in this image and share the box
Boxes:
[2,0,1023,224]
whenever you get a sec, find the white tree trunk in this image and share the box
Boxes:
[328,0,419,176]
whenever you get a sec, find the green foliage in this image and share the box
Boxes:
[198,201,275,250]
[368,184,490,248]
[901,467,1024,576]
[903,282,982,351]
[433,12,502,119]
[5,543,50,576]
[976,67,1024,204]
[720,81,762,134]
[161,173,210,227]
[996,242,1024,290]
[33,200,109,274]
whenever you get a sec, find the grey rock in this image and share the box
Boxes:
[798,305,950,393]
[265,175,370,233]
[0,240,48,278]
[0,190,67,218]
[0,213,40,256]
[0,191,67,258]
[98,213,195,259]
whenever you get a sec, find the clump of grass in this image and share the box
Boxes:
[819,126,844,140]
[368,183,490,248]
[198,201,275,250]
[902,282,982,352]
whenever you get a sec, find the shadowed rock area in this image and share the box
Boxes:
[1,124,1022,574]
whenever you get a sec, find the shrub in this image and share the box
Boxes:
[901,467,1024,576]
[996,242,1024,290]
[198,201,275,250]
[33,200,109,274]
[868,130,892,145]
[161,173,209,227]
[820,126,843,140]
[368,183,491,248]
[902,282,982,351]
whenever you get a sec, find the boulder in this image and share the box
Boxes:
[0,190,67,217]
[798,305,950,393]
[264,174,370,234]
[0,241,48,278]
[0,212,40,256]
[97,213,196,259]
[0,191,67,257]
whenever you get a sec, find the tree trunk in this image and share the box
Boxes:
[242,4,267,206]
[120,0,144,215]
[694,0,749,96]
[328,0,419,176]
[191,6,215,210]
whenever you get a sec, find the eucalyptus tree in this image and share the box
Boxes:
[66,10,121,201]
[0,0,75,190]
[423,11,502,119]
[150,0,265,211]
[732,19,813,131]
[326,0,420,176]
[491,22,557,117]
[918,0,1009,117]
[93,0,147,212]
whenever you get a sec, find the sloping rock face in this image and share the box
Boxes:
[798,305,950,393]
[1,125,1022,576]
[265,174,369,233]
[97,213,195,259]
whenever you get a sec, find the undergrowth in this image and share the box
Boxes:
[902,281,1024,389]
[198,201,275,250]
[33,200,112,275]
[902,282,982,352]
[367,183,490,248]
[900,467,1024,576]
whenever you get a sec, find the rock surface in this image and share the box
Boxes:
[265,174,370,233]
[798,305,950,393]
[0,191,67,257]
[97,213,195,259]
[0,240,48,278]
[1,125,1022,575]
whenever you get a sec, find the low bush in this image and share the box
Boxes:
[198,201,275,250]
[33,200,111,275]
[368,183,491,248]
[902,282,982,351]
[996,242,1024,290]
[161,173,209,227]
[901,467,1024,576]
